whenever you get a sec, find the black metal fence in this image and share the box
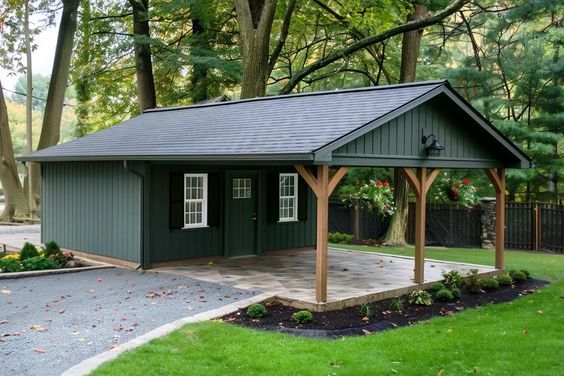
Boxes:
[328,200,563,253]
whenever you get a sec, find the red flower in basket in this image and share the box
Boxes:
[383,180,389,187]
[454,182,460,188]
[462,178,470,185]
[376,181,383,187]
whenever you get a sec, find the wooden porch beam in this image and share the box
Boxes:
[315,165,330,302]
[402,167,440,283]
[328,166,349,196]
[485,168,505,269]
[294,165,320,197]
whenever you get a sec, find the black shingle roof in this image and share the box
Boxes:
[24,80,447,162]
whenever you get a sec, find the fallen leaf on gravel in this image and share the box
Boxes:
[187,306,194,311]
[31,325,47,332]
[121,317,128,321]
[109,344,119,350]
[113,325,124,331]
[71,331,80,335]
[88,289,95,293]
[0,290,11,295]
[0,320,8,325]
[34,348,46,353]
[97,278,102,282]
[59,309,65,314]
[178,285,188,290]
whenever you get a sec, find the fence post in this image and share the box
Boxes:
[353,200,360,241]
[533,202,541,251]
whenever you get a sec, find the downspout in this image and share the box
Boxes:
[124,160,144,270]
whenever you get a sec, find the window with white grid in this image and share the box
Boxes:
[184,173,208,228]
[279,173,298,222]
[232,178,252,199]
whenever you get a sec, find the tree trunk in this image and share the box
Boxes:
[383,2,427,246]
[74,0,93,137]
[0,80,29,222]
[24,0,34,217]
[234,0,278,99]
[190,5,210,103]
[130,0,157,112]
[31,0,80,208]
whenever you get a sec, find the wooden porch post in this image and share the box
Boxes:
[484,168,506,269]
[295,165,349,302]
[403,168,441,283]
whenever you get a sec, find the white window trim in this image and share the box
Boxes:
[183,173,208,229]
[279,172,298,222]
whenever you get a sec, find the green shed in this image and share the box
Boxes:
[22,80,530,302]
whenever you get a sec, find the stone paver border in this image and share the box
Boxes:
[0,264,114,279]
[62,292,274,376]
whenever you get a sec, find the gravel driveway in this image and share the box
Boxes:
[0,268,255,376]
[0,224,41,249]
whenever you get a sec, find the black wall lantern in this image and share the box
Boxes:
[421,130,445,157]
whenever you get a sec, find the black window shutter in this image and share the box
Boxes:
[207,173,221,227]
[298,175,308,221]
[267,172,279,223]
[169,173,184,229]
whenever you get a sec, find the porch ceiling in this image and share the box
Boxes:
[152,248,497,311]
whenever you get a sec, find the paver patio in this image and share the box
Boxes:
[155,248,498,311]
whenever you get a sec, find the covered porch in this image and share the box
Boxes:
[155,247,498,312]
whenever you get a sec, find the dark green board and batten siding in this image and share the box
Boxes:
[41,162,142,263]
[330,96,518,168]
[148,165,316,264]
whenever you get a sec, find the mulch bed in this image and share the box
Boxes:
[221,278,549,338]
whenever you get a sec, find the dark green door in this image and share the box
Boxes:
[227,175,258,257]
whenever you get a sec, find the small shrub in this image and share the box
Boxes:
[480,278,499,290]
[246,303,267,319]
[509,270,527,282]
[451,287,461,299]
[430,282,445,292]
[408,290,433,306]
[292,310,313,324]
[464,269,483,294]
[389,298,404,312]
[21,256,59,271]
[442,270,463,289]
[52,251,75,267]
[496,273,513,286]
[0,258,23,273]
[328,232,354,244]
[360,304,373,319]
[43,241,61,258]
[436,289,454,302]
[20,242,39,261]
[521,269,531,278]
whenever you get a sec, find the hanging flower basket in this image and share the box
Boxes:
[442,178,477,206]
[446,188,459,201]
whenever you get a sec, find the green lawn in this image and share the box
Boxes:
[93,247,563,376]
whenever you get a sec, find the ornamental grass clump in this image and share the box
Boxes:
[389,298,404,312]
[408,290,433,306]
[246,304,267,319]
[292,310,313,324]
[360,304,373,319]
[496,273,513,286]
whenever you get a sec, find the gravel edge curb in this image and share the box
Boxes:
[62,292,274,376]
[0,265,114,279]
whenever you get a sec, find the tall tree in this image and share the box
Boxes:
[129,0,157,112]
[384,1,430,246]
[0,80,29,221]
[31,0,80,205]
[233,0,279,98]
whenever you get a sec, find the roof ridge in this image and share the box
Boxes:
[144,80,448,114]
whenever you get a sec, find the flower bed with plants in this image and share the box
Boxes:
[0,241,81,274]
[221,269,547,338]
